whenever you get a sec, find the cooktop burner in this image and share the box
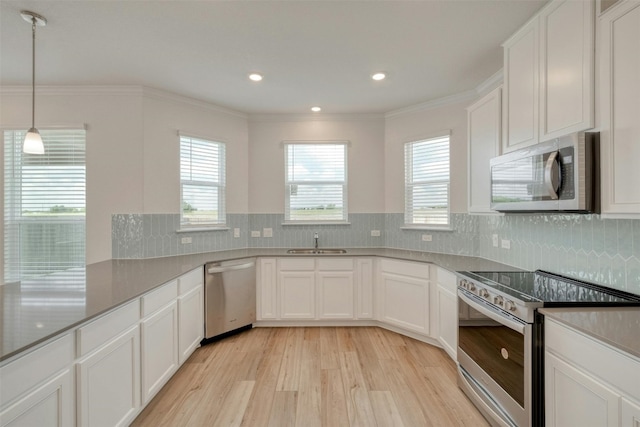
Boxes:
[460,270,640,306]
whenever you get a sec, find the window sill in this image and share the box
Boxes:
[282,222,351,226]
[176,226,229,233]
[400,226,455,232]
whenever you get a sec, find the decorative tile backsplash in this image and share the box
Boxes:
[112,212,640,295]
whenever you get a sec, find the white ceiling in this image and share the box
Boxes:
[0,0,547,115]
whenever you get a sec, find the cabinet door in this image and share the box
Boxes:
[355,258,374,319]
[76,326,140,427]
[178,286,203,364]
[435,268,458,360]
[0,369,73,427]
[545,351,620,427]
[599,0,640,217]
[317,271,354,319]
[379,272,429,335]
[279,271,315,319]
[467,86,501,213]
[622,398,640,427]
[258,258,278,319]
[539,0,594,140]
[141,301,179,404]
[503,17,539,152]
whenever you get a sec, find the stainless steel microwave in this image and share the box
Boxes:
[490,132,599,213]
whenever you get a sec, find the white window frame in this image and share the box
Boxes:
[284,141,348,224]
[404,133,451,229]
[179,133,226,228]
[3,128,87,283]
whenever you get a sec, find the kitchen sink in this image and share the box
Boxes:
[286,249,347,255]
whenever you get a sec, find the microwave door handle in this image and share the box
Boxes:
[544,151,560,200]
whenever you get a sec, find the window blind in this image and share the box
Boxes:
[404,135,450,227]
[284,143,347,222]
[180,135,226,226]
[4,129,86,283]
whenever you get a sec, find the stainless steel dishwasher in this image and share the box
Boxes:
[203,258,256,341]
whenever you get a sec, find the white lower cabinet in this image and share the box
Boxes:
[355,258,374,319]
[178,286,204,364]
[76,326,141,427]
[434,267,458,360]
[378,259,430,336]
[0,334,75,427]
[317,258,354,319]
[140,301,179,404]
[280,271,316,319]
[545,317,640,427]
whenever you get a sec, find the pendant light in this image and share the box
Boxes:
[21,11,47,155]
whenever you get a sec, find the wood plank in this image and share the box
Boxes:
[295,340,321,427]
[213,380,255,427]
[339,351,377,426]
[379,358,429,427]
[319,328,340,370]
[276,328,304,391]
[320,369,349,426]
[268,391,298,427]
[370,390,405,427]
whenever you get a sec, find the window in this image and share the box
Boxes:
[285,142,347,222]
[4,129,86,282]
[404,135,450,227]
[180,134,226,227]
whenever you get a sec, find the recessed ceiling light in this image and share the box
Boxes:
[311,106,321,112]
[371,72,386,81]
[249,73,263,82]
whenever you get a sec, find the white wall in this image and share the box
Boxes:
[0,87,145,266]
[248,115,385,214]
[141,90,249,214]
[0,86,249,269]
[384,99,472,214]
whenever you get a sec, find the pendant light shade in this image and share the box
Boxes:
[21,10,47,155]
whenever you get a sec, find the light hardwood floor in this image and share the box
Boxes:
[131,327,489,427]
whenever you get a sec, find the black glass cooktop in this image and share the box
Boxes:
[459,270,640,306]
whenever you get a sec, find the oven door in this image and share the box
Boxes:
[457,288,532,427]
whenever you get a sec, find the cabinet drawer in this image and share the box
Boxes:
[279,258,315,271]
[317,258,353,271]
[178,268,203,295]
[77,300,139,357]
[141,280,178,317]
[379,258,430,278]
[546,319,640,398]
[0,333,74,406]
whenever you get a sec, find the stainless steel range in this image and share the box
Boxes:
[456,270,640,427]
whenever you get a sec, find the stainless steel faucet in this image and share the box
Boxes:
[314,232,319,249]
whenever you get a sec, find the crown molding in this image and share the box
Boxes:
[384,68,504,119]
[141,87,247,119]
[0,85,143,96]
[248,113,384,123]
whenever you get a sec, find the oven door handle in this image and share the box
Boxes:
[458,290,526,334]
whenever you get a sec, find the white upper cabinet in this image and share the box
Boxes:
[467,86,502,214]
[539,0,595,141]
[599,0,640,218]
[503,18,539,152]
[502,0,595,152]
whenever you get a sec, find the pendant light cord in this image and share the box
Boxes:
[31,17,36,129]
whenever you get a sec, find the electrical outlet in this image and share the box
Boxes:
[233,228,240,238]
[501,239,511,249]
[251,230,261,238]
[492,234,499,247]
[181,237,192,244]
[263,228,273,238]
[422,234,432,242]
[371,230,381,237]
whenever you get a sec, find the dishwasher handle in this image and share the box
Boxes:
[207,261,255,274]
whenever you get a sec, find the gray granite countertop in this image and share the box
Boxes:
[0,248,516,363]
[540,307,640,359]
